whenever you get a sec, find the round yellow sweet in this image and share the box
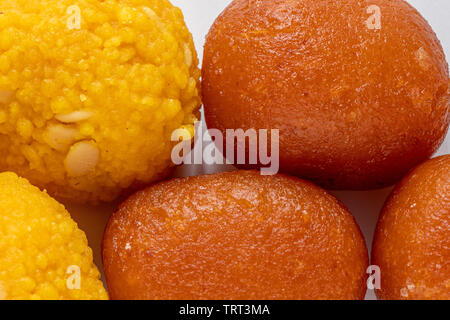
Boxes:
[0,0,201,202]
[0,172,107,300]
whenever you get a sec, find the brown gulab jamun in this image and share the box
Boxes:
[202,0,449,190]
[372,155,450,300]
[102,170,368,300]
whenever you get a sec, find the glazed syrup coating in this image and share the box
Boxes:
[202,0,449,190]
[103,171,368,300]
[372,155,450,300]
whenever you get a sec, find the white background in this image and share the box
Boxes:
[70,0,450,300]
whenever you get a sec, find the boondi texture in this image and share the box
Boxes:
[0,172,107,300]
[0,0,201,202]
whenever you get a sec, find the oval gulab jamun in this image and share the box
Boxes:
[202,0,449,190]
[372,155,450,300]
[103,171,368,300]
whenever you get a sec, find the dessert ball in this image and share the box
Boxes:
[202,0,449,189]
[0,0,201,202]
[372,155,450,300]
[103,170,368,300]
[0,172,107,300]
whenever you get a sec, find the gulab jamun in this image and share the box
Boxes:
[372,155,450,300]
[103,170,368,300]
[202,0,449,189]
